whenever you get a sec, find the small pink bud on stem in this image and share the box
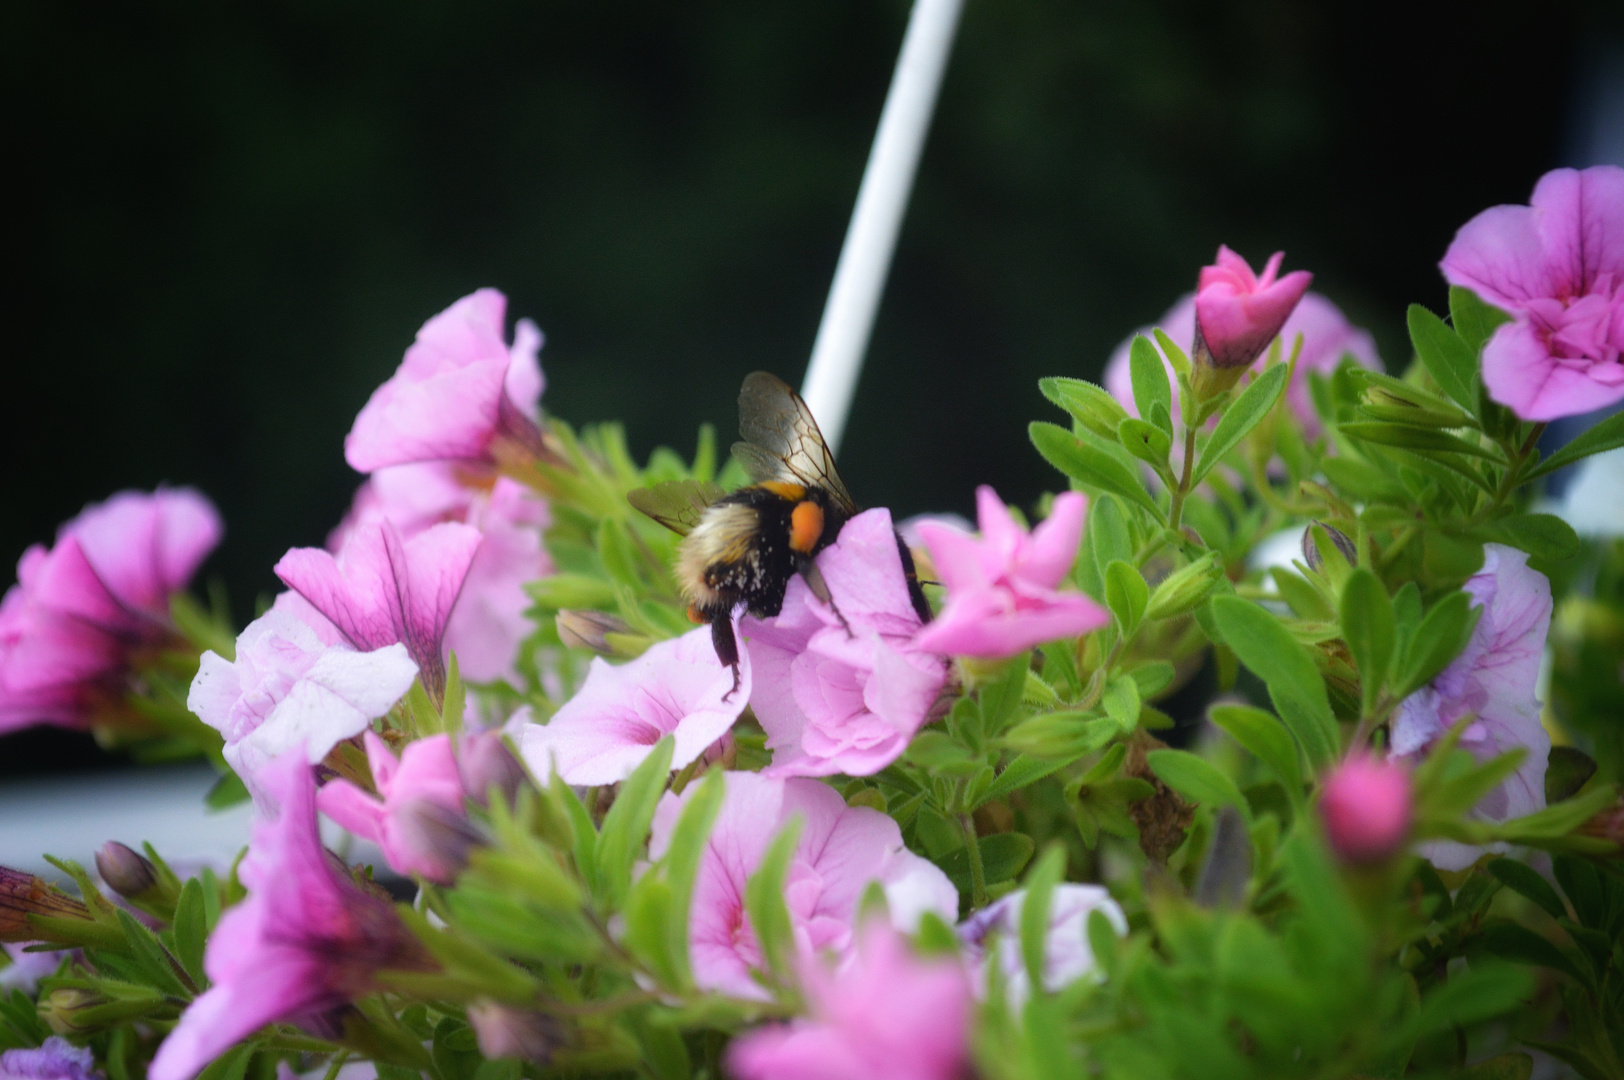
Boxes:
[458,731,528,808]
[1319,756,1412,864]
[1189,246,1312,400]
[467,1000,568,1063]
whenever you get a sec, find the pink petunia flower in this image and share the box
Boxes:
[1105,291,1382,437]
[1194,246,1314,370]
[345,289,546,473]
[649,771,958,1001]
[743,509,948,778]
[188,608,418,787]
[957,883,1126,1007]
[318,732,468,883]
[332,464,552,684]
[725,918,972,1080]
[1391,544,1552,871]
[1441,165,1624,420]
[0,489,222,733]
[1319,755,1412,864]
[518,622,749,786]
[275,519,482,701]
[148,754,428,1080]
[912,487,1107,659]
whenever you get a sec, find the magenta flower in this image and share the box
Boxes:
[1105,292,1382,437]
[318,732,467,883]
[332,465,552,684]
[1319,755,1412,864]
[148,753,427,1080]
[649,772,957,1001]
[1441,166,1624,420]
[0,1038,99,1080]
[345,289,546,472]
[957,883,1126,1006]
[189,608,418,785]
[1195,246,1314,369]
[725,918,972,1080]
[0,488,222,733]
[275,519,482,700]
[1391,544,1552,871]
[912,487,1106,659]
[743,509,948,778]
[519,622,749,786]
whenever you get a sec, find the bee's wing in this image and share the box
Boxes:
[627,480,724,536]
[734,371,858,514]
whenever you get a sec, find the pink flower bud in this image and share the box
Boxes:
[466,1000,567,1062]
[458,730,527,808]
[95,842,158,900]
[1319,756,1412,864]
[1195,246,1313,370]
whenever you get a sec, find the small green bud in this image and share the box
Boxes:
[1145,554,1224,620]
[555,609,650,658]
[846,787,888,813]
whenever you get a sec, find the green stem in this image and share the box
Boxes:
[1165,426,1199,533]
[1378,525,1418,572]
[959,813,988,911]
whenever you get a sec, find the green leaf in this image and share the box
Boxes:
[595,736,675,908]
[194,1042,256,1080]
[1485,859,1568,921]
[979,654,1031,736]
[1394,591,1476,697]
[1019,846,1066,994]
[171,879,208,988]
[1456,1053,1533,1080]
[1088,495,1134,589]
[1476,921,1589,987]
[1146,749,1249,820]
[1449,286,1513,355]
[659,769,724,986]
[204,772,250,811]
[1341,569,1395,717]
[1029,422,1162,519]
[1527,409,1624,480]
[1039,377,1130,442]
[973,754,1073,810]
[1208,704,1304,810]
[1476,513,1580,562]
[1209,596,1338,768]
[744,816,805,985]
[1340,422,1500,460]
[1190,363,1289,488]
[1117,418,1172,469]
[1545,746,1598,804]
[1128,336,1173,433]
[1104,560,1149,638]
[115,909,191,998]
[1412,963,1532,1036]
[1100,672,1141,734]
[1153,328,1192,379]
[1407,304,1480,412]
[941,833,1035,894]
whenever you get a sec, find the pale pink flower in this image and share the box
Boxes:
[148,754,427,1080]
[913,487,1106,659]
[957,884,1126,1006]
[345,289,546,472]
[0,489,222,733]
[725,918,972,1080]
[519,622,748,786]
[318,732,467,883]
[1319,755,1412,864]
[275,520,482,700]
[1391,544,1552,870]
[744,509,948,778]
[332,465,552,684]
[0,943,63,996]
[1105,292,1382,437]
[1441,166,1624,420]
[0,1038,99,1080]
[650,772,957,1001]
[1195,246,1313,369]
[189,608,418,785]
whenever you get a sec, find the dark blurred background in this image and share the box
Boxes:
[7,0,1622,773]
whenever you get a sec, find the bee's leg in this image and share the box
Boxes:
[798,559,852,638]
[711,616,743,699]
[894,530,934,625]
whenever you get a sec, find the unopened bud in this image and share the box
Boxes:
[1578,800,1624,846]
[1302,523,1356,574]
[395,800,484,884]
[1359,388,1469,429]
[1319,756,1411,864]
[95,843,157,900]
[467,1000,568,1063]
[555,610,646,657]
[458,731,527,808]
[1145,554,1224,620]
[43,989,101,1035]
[0,869,91,943]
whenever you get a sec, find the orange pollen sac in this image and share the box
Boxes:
[759,480,806,501]
[789,500,825,554]
[686,605,707,624]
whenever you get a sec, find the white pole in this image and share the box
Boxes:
[799,0,964,456]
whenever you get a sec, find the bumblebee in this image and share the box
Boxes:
[629,372,930,692]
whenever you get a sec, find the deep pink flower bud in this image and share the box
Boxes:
[1319,756,1412,864]
[1195,246,1314,370]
